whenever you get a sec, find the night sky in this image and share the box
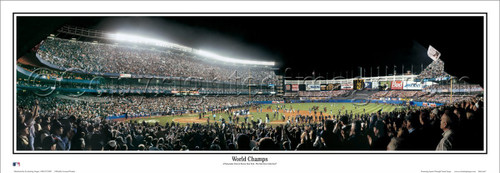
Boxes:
[17,16,484,85]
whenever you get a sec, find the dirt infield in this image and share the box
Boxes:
[173,114,256,123]
[172,117,207,123]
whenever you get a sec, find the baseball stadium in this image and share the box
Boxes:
[16,16,484,152]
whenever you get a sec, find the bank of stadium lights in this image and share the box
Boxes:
[107,33,168,46]
[196,50,275,66]
[106,32,275,66]
[107,33,191,51]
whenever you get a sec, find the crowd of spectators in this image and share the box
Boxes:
[17,92,483,151]
[368,90,478,104]
[424,84,483,93]
[37,38,278,84]
[416,95,477,104]
[17,94,283,120]
[16,37,485,151]
[298,90,351,97]
[18,63,274,95]
[417,59,449,79]
[369,91,426,99]
[370,91,390,98]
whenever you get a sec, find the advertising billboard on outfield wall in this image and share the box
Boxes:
[422,102,438,107]
[299,84,306,91]
[379,81,391,90]
[291,84,299,91]
[320,84,327,91]
[120,74,132,78]
[307,84,321,91]
[391,81,403,90]
[354,79,365,90]
[341,83,353,90]
[364,82,372,89]
[326,84,341,90]
[372,82,379,90]
[423,81,436,88]
[403,81,423,90]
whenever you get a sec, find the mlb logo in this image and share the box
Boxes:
[13,162,20,166]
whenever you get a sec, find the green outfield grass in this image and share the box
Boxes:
[129,102,406,126]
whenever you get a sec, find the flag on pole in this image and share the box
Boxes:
[427,45,441,61]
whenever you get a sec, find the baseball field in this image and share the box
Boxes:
[124,102,405,126]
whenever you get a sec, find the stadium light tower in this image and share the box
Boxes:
[402,64,404,76]
[107,33,173,47]
[358,67,362,78]
[393,65,397,76]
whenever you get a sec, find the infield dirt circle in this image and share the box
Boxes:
[172,117,208,123]
[172,114,256,123]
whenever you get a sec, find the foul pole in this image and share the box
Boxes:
[450,78,453,103]
[249,70,251,102]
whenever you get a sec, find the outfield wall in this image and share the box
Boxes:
[251,99,444,107]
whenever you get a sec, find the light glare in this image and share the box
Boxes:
[106,33,275,66]
[197,50,275,66]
